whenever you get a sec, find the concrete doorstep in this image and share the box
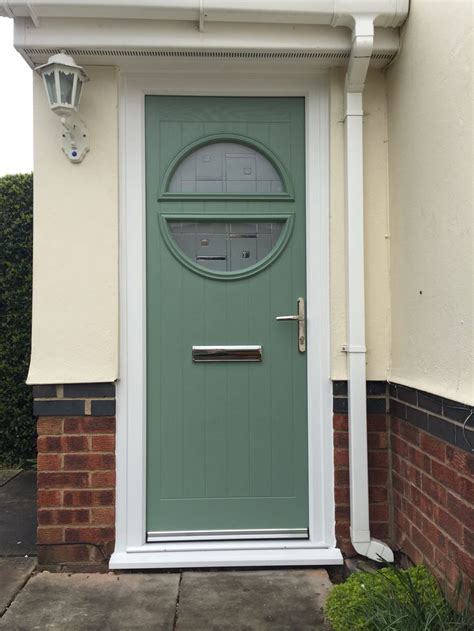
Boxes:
[0,569,332,631]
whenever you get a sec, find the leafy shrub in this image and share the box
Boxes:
[325,564,473,631]
[0,173,34,465]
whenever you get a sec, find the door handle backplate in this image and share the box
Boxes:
[276,297,306,353]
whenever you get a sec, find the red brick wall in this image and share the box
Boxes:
[37,416,116,571]
[333,413,392,555]
[392,417,473,590]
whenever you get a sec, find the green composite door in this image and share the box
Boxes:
[146,96,308,541]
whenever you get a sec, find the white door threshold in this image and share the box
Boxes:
[109,546,343,570]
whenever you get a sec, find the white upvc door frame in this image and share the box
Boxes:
[110,67,340,569]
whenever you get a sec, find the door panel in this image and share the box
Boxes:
[146,97,307,539]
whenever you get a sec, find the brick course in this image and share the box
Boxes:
[333,412,392,554]
[390,384,474,594]
[36,414,115,571]
[34,379,472,584]
[333,380,473,596]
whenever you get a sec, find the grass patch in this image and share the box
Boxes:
[325,564,473,630]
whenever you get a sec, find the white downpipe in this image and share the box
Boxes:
[343,15,393,563]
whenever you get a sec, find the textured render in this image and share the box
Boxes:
[27,66,119,385]
[387,0,473,404]
[330,68,391,381]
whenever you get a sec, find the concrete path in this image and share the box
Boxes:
[0,471,37,617]
[0,569,332,630]
[0,469,22,487]
[0,471,36,556]
[0,558,36,616]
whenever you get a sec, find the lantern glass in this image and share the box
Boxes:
[59,70,75,105]
[44,71,57,105]
[74,79,83,108]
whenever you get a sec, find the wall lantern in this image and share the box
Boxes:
[35,53,90,163]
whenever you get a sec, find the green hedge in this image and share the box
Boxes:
[0,173,34,466]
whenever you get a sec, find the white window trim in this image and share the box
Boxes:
[111,69,340,569]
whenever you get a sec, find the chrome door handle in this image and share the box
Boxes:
[275,297,306,353]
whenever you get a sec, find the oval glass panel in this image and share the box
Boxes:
[168,142,284,195]
[167,219,285,273]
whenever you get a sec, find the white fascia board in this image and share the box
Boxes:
[14,17,400,66]
[2,1,409,27]
[16,18,353,51]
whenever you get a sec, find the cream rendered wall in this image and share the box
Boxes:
[386,0,473,404]
[27,66,119,384]
[330,67,391,381]
[28,63,391,384]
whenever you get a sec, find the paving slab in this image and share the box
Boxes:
[176,569,332,631]
[0,471,36,556]
[0,470,22,487]
[0,558,36,615]
[0,571,180,631]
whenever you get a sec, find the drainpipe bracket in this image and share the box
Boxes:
[199,0,206,32]
[344,90,364,116]
[342,345,366,353]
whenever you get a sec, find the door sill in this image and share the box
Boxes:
[147,528,308,542]
[109,546,343,569]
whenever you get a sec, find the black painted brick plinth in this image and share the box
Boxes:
[332,380,473,453]
[332,380,387,414]
[32,383,116,417]
[389,382,473,453]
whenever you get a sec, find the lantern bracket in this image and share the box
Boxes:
[60,114,89,163]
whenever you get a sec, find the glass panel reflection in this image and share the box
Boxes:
[74,80,83,108]
[59,71,75,104]
[44,72,57,104]
[168,142,284,194]
[168,220,284,272]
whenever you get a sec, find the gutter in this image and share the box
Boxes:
[1,1,408,27]
[1,0,409,563]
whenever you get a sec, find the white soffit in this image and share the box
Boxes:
[14,18,400,69]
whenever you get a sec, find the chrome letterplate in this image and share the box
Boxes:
[192,345,262,362]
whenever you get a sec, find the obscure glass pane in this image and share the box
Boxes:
[168,142,284,194]
[168,220,284,272]
[44,72,57,104]
[59,70,75,104]
[74,79,83,108]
